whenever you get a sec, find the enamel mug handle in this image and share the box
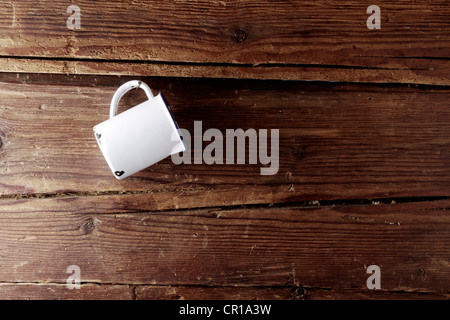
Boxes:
[109,80,154,119]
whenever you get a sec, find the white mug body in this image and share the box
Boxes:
[94,93,185,179]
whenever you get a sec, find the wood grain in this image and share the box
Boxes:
[135,286,294,300]
[0,283,447,300]
[0,1,449,300]
[0,199,448,297]
[0,283,134,300]
[0,1,448,83]
[0,284,293,300]
[134,285,450,300]
[1,57,449,85]
[1,74,449,210]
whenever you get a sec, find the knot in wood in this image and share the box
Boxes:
[232,29,248,42]
[81,217,100,235]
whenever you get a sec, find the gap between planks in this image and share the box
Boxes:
[1,57,449,85]
[1,191,449,215]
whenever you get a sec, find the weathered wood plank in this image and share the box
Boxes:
[0,199,448,296]
[1,58,449,85]
[135,285,450,300]
[0,1,448,83]
[300,288,450,300]
[146,285,291,301]
[0,283,292,300]
[135,286,450,300]
[0,283,133,300]
[134,285,293,300]
[1,74,449,208]
[0,283,447,300]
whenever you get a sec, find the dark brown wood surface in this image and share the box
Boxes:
[0,0,449,301]
[0,197,448,299]
[1,74,449,205]
[0,0,449,84]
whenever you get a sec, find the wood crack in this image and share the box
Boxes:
[0,54,435,70]
[0,56,448,85]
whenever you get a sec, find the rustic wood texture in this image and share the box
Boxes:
[1,57,449,85]
[0,284,134,300]
[1,74,449,208]
[0,284,447,300]
[0,198,448,298]
[0,0,448,84]
[0,199,450,293]
[135,285,450,300]
[0,283,293,300]
[0,0,449,301]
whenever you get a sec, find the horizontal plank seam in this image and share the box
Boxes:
[2,72,450,89]
[0,64,450,90]
[0,282,447,295]
[0,55,435,71]
[0,188,213,201]
[126,195,450,215]
[1,194,448,214]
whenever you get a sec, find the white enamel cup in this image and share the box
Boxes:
[93,80,185,180]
